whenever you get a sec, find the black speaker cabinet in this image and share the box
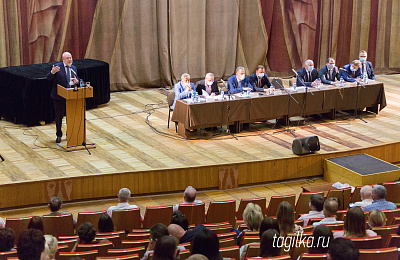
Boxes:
[292,136,320,155]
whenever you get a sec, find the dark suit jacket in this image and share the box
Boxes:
[319,65,340,84]
[195,79,219,95]
[248,72,271,89]
[360,61,375,80]
[227,75,255,94]
[340,64,361,82]
[46,62,77,100]
[296,67,319,87]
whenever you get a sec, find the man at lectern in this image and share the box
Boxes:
[46,52,78,143]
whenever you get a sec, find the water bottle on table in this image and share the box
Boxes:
[247,86,251,97]
[269,85,275,95]
[293,81,297,91]
[340,76,344,87]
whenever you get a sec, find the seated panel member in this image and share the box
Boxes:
[359,50,375,80]
[297,59,319,87]
[227,66,253,94]
[319,58,340,85]
[196,73,219,96]
[340,60,361,82]
[249,65,272,90]
[172,73,195,110]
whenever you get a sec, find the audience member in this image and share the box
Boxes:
[28,216,44,232]
[44,235,58,260]
[168,223,206,244]
[277,201,302,236]
[309,225,333,254]
[259,229,281,258]
[107,188,141,218]
[173,186,202,211]
[313,198,343,227]
[333,206,377,238]
[196,73,219,96]
[363,185,397,211]
[237,203,263,244]
[327,238,359,260]
[368,209,387,227]
[72,222,110,251]
[46,196,77,226]
[98,213,115,232]
[298,194,325,226]
[353,185,373,207]
[191,229,222,260]
[0,227,15,252]
[187,254,208,260]
[296,59,319,87]
[17,229,45,260]
[153,235,179,260]
[171,211,189,231]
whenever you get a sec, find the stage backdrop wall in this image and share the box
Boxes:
[1,0,399,91]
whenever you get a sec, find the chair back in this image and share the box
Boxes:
[392,217,400,225]
[381,209,400,226]
[143,205,173,229]
[271,77,284,88]
[266,194,296,217]
[302,225,314,232]
[247,257,291,260]
[76,242,114,257]
[121,239,149,250]
[112,209,142,231]
[42,213,74,237]
[56,245,69,259]
[208,224,232,234]
[179,249,191,260]
[386,234,400,247]
[179,242,191,250]
[0,250,18,260]
[219,246,240,260]
[326,189,344,210]
[5,216,32,243]
[358,247,398,260]
[298,253,328,260]
[244,243,260,259]
[237,197,266,220]
[289,78,296,87]
[178,203,205,225]
[97,231,126,243]
[59,250,98,260]
[57,238,78,251]
[383,181,400,203]
[126,233,150,241]
[342,187,352,209]
[295,192,324,217]
[347,235,382,249]
[77,211,106,231]
[335,210,347,221]
[96,253,139,260]
[95,234,121,248]
[219,237,236,248]
[240,236,260,247]
[349,186,362,204]
[370,225,400,247]
[307,218,324,226]
[206,200,236,226]
[217,232,238,245]
[324,223,344,231]
[167,91,175,107]
[108,246,146,258]
[290,240,313,260]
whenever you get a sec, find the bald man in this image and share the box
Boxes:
[173,186,202,211]
[168,223,206,244]
[46,52,79,143]
[353,185,373,208]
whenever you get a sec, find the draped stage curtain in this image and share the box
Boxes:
[1,0,399,91]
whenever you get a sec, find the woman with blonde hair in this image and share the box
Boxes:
[237,203,264,244]
[368,209,387,227]
[276,201,302,236]
[333,206,377,238]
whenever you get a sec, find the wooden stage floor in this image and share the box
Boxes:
[0,75,400,208]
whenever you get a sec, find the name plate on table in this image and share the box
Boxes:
[296,87,306,92]
[274,90,282,95]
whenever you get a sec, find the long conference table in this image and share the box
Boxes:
[171,82,386,138]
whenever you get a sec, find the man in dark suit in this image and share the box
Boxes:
[319,58,340,85]
[195,73,219,96]
[46,52,78,143]
[359,50,375,80]
[340,60,362,82]
[227,67,255,94]
[248,65,271,90]
[296,59,319,87]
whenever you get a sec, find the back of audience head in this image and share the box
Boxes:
[0,228,15,252]
[327,238,359,260]
[150,223,169,247]
[259,217,280,238]
[324,198,339,217]
[153,235,179,260]
[17,229,45,260]
[187,254,209,260]
[243,203,263,231]
[344,206,366,237]
[28,216,44,232]
[48,196,62,212]
[372,185,387,200]
[44,235,58,260]
[360,185,373,200]
[118,188,131,202]
[184,186,197,203]
[77,222,96,244]
[259,229,280,257]
[310,194,325,212]
[191,229,222,260]
[171,211,189,231]
[276,201,295,236]
[98,213,114,233]
[168,224,186,240]
[309,225,333,254]
[368,209,387,227]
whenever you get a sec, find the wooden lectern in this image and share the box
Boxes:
[57,84,95,151]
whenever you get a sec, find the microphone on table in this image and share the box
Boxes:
[292,69,299,77]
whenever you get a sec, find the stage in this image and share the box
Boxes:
[1,75,400,209]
